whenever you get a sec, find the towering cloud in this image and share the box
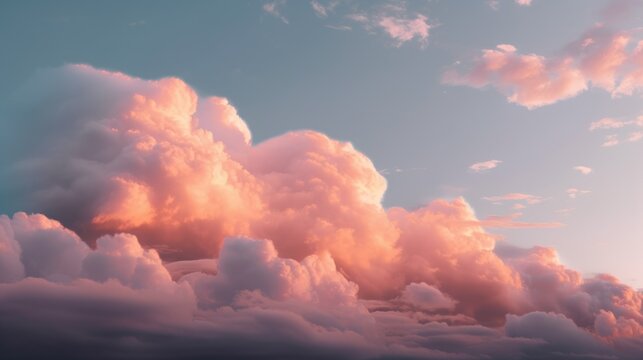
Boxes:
[0,65,641,359]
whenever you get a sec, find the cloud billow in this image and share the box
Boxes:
[0,65,641,359]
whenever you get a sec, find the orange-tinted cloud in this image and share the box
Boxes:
[1,65,642,358]
[1,211,641,358]
[444,25,643,108]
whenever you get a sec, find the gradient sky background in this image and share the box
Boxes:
[1,0,642,290]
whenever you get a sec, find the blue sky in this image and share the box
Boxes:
[1,0,642,288]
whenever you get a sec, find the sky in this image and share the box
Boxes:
[0,0,643,359]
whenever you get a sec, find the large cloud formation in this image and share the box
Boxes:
[0,65,641,359]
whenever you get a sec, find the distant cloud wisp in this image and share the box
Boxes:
[602,134,620,147]
[589,117,626,131]
[483,192,544,205]
[590,115,643,147]
[310,0,337,18]
[469,159,502,173]
[573,166,593,175]
[263,0,289,24]
[480,212,563,229]
[567,188,591,199]
[515,0,533,6]
[348,4,432,47]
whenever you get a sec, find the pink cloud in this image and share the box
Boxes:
[389,198,526,326]
[602,134,620,147]
[185,237,359,306]
[577,31,630,91]
[614,40,643,96]
[628,131,643,142]
[1,211,640,358]
[567,188,591,199]
[1,65,642,358]
[4,64,263,259]
[573,166,593,175]
[310,0,337,18]
[0,212,89,282]
[348,5,432,47]
[377,14,431,47]
[444,25,643,108]
[444,44,587,109]
[590,114,643,147]
[479,213,564,229]
[469,159,502,173]
[398,282,457,311]
[515,0,533,6]
[263,0,289,24]
[483,192,543,204]
[589,117,626,131]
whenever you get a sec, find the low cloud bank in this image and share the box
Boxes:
[0,65,641,359]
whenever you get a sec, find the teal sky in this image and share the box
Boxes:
[1,0,642,288]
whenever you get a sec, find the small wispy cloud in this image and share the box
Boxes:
[311,0,337,18]
[567,188,591,199]
[573,166,593,175]
[348,4,432,47]
[469,160,502,173]
[325,24,352,31]
[627,131,643,142]
[590,115,643,147]
[263,0,289,24]
[515,0,533,6]
[483,193,543,205]
[488,0,530,11]
[555,208,575,216]
[379,167,427,175]
[589,117,626,131]
[602,134,620,147]
[487,0,500,11]
[377,14,431,47]
[478,213,563,229]
[128,20,146,27]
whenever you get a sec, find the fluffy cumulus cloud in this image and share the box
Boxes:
[0,65,642,359]
[444,24,643,108]
[1,64,263,259]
